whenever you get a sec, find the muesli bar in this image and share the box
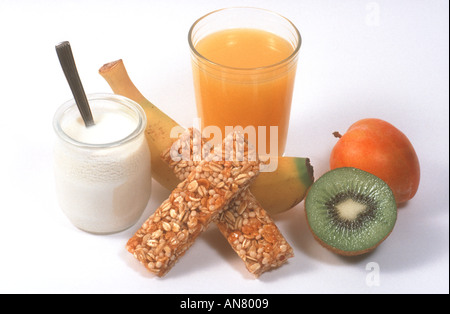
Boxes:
[162,128,294,276]
[126,132,259,277]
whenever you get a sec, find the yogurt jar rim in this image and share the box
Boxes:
[53,93,147,149]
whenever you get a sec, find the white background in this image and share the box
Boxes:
[0,0,448,294]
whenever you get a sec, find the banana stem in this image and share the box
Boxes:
[99,60,147,104]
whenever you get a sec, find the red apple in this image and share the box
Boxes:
[330,118,420,204]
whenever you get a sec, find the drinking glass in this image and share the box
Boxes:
[189,7,301,156]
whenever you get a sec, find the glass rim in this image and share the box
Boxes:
[188,6,302,72]
[53,93,147,149]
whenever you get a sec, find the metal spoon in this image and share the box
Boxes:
[55,41,94,127]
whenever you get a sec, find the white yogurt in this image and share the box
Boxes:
[53,94,152,234]
[62,110,137,145]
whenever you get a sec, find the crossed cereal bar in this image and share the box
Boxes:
[126,132,259,277]
[161,128,294,277]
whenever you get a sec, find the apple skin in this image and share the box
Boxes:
[330,118,420,204]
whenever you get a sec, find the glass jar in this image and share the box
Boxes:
[53,93,152,234]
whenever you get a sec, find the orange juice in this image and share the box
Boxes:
[191,27,299,155]
[194,29,294,69]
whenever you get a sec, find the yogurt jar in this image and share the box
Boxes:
[53,93,152,234]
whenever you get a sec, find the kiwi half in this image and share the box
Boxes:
[305,167,397,256]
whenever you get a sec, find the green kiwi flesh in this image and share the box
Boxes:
[305,167,397,256]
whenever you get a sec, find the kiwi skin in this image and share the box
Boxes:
[305,220,394,256]
[305,167,397,256]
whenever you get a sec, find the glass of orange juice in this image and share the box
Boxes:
[188,7,301,157]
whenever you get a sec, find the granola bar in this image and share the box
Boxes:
[126,132,259,277]
[162,128,294,277]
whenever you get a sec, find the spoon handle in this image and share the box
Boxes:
[56,41,94,127]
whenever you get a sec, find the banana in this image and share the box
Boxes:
[99,60,180,190]
[98,59,314,215]
[251,157,313,215]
